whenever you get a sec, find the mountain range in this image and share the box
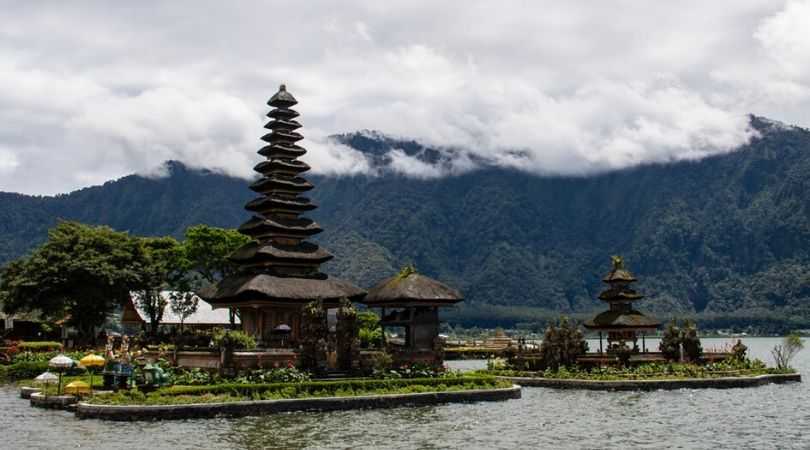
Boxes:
[1,116,809,329]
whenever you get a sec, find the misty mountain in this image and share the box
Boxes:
[1,116,809,327]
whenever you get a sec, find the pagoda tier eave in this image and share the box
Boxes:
[245,196,317,214]
[261,131,304,144]
[254,159,311,174]
[258,145,306,159]
[264,119,302,131]
[201,273,367,306]
[238,216,323,237]
[249,177,314,193]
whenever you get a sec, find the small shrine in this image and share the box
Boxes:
[584,256,659,354]
[362,266,463,366]
[203,85,365,350]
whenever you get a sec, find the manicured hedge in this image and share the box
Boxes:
[18,341,63,352]
[0,361,50,381]
[162,376,501,397]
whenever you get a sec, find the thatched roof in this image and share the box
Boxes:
[362,271,463,307]
[602,256,637,283]
[584,309,660,330]
[201,273,366,307]
[268,84,297,108]
[598,287,643,301]
[229,241,333,265]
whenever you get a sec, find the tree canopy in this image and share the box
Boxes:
[0,221,147,341]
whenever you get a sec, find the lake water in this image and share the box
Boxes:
[3,337,809,449]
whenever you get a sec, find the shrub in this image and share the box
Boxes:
[0,361,50,381]
[772,333,804,370]
[160,376,500,398]
[18,341,62,352]
[538,317,588,370]
[211,329,256,350]
[659,321,681,361]
[681,320,703,362]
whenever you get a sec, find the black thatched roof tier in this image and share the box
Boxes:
[362,272,463,307]
[267,108,299,119]
[245,195,316,214]
[261,130,304,144]
[598,287,644,301]
[258,144,307,159]
[264,119,302,131]
[230,241,333,265]
[202,273,366,306]
[583,310,660,330]
[250,176,313,194]
[238,216,323,238]
[267,84,298,108]
[254,159,310,175]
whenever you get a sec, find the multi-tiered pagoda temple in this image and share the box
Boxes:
[204,85,365,346]
[584,256,659,353]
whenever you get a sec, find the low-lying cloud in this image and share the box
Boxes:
[0,1,808,194]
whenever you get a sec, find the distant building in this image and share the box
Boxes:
[121,292,238,333]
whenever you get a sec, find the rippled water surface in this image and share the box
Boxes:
[4,338,810,449]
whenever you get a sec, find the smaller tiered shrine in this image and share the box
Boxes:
[584,256,659,354]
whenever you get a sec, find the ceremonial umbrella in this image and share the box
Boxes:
[34,371,59,398]
[48,354,75,395]
[79,354,106,393]
[64,380,91,396]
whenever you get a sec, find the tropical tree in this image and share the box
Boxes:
[539,316,588,370]
[659,320,682,361]
[0,221,146,342]
[182,225,250,284]
[134,236,189,335]
[182,225,250,327]
[772,333,804,370]
[170,291,199,333]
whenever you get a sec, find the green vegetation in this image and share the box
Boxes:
[211,329,256,350]
[482,359,793,381]
[1,119,810,329]
[16,341,62,352]
[88,376,510,406]
[0,222,248,342]
[358,311,383,348]
[772,333,805,370]
[659,319,704,361]
[0,221,148,342]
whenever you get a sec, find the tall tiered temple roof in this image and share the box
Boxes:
[204,85,365,306]
[584,256,659,330]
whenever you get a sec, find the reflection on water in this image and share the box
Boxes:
[3,338,810,449]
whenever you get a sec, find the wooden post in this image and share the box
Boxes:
[642,333,646,353]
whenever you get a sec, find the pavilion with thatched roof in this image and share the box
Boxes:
[362,265,463,365]
[202,85,365,348]
[584,256,660,354]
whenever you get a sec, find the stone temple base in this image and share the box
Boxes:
[30,392,79,409]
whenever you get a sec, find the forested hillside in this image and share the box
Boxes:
[1,117,809,329]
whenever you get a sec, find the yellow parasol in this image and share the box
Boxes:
[80,354,106,393]
[64,380,91,396]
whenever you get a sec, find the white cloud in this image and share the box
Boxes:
[0,1,806,194]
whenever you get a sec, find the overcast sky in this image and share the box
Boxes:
[1,1,809,195]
